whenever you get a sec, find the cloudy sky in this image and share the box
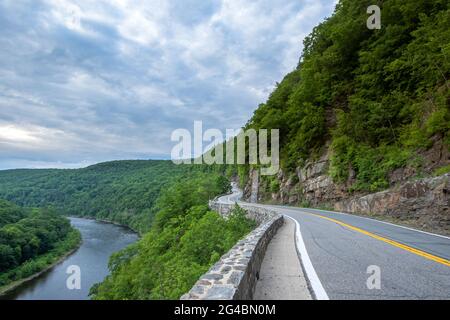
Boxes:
[0,0,337,170]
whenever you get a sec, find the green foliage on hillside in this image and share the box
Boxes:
[0,160,246,298]
[90,173,255,300]
[0,201,80,287]
[246,0,450,192]
[0,161,211,233]
[0,200,26,228]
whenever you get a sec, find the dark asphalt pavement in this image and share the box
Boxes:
[270,205,450,299]
[217,187,450,299]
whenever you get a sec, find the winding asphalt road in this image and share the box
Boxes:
[218,186,450,300]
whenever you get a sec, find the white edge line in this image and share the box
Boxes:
[303,208,450,240]
[223,194,329,299]
[285,215,329,300]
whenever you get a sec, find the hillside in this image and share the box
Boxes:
[1,0,449,299]
[90,172,255,300]
[235,0,450,233]
[0,200,80,289]
[0,160,215,233]
[236,0,450,231]
[0,159,255,299]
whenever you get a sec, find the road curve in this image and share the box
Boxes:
[217,186,450,300]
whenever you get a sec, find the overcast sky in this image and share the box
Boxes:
[0,0,337,170]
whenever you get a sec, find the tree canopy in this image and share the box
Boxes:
[0,161,219,233]
[90,173,255,300]
[245,0,450,191]
[0,201,80,287]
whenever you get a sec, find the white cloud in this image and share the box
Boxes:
[0,0,336,169]
[0,125,40,144]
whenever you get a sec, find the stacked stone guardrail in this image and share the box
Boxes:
[181,200,283,300]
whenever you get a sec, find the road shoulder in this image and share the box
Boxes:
[254,218,312,300]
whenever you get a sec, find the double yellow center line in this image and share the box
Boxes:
[306,212,450,267]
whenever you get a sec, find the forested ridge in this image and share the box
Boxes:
[0,161,256,299]
[243,0,450,192]
[90,172,255,299]
[0,200,80,289]
[0,160,213,233]
[1,0,449,300]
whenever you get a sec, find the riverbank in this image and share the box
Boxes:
[0,229,82,297]
[0,215,140,298]
[74,216,142,237]
[2,217,139,300]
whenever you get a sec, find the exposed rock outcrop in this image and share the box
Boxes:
[249,169,259,203]
[297,153,340,205]
[242,140,450,235]
[245,150,346,206]
[335,174,450,233]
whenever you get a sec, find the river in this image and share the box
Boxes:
[2,217,138,300]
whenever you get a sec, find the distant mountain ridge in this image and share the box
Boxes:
[0,160,203,233]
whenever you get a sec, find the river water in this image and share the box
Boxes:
[2,217,138,300]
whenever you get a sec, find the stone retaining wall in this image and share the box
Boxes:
[181,201,283,300]
[208,201,277,225]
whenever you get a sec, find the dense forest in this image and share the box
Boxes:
[243,0,449,192]
[0,200,80,288]
[1,0,449,300]
[0,161,216,233]
[90,172,255,299]
[0,161,253,299]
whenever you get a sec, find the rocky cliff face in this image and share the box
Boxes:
[335,174,450,233]
[242,141,450,235]
[244,150,347,206]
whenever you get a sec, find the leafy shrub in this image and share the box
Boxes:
[91,174,255,300]
[434,164,450,176]
[239,0,450,192]
[269,180,280,193]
